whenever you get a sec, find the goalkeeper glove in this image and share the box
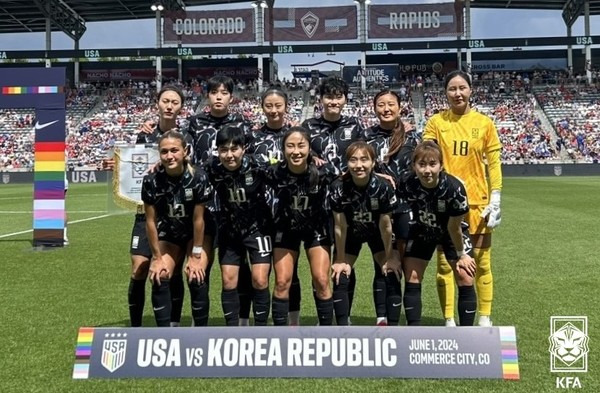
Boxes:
[481,190,501,229]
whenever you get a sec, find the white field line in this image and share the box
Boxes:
[0,213,118,239]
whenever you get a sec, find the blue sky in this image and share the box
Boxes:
[0,0,598,79]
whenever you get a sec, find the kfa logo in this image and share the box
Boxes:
[101,333,128,373]
[2,173,9,184]
[549,316,589,372]
[301,12,319,38]
[131,154,149,177]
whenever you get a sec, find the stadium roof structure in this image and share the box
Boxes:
[1,0,599,37]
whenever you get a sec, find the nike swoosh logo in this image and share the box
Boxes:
[256,311,267,315]
[224,312,233,316]
[465,310,476,314]
[482,281,492,285]
[333,299,343,303]
[34,120,59,130]
[392,303,402,307]
[153,306,166,311]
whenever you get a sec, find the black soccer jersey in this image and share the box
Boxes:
[246,125,287,165]
[398,171,469,242]
[265,162,337,232]
[205,155,272,234]
[329,175,397,238]
[189,112,253,164]
[141,166,212,242]
[135,124,195,161]
[362,126,420,177]
[301,116,362,173]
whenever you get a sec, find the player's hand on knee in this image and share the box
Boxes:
[331,262,350,285]
[457,255,476,277]
[149,256,169,285]
[382,258,402,282]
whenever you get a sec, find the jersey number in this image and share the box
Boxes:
[168,203,186,218]
[292,195,309,211]
[418,210,437,227]
[227,187,247,203]
[452,140,469,156]
[255,235,272,255]
[353,211,373,223]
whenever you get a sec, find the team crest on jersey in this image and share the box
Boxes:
[131,154,149,177]
[2,173,9,184]
[275,231,283,243]
[370,198,379,210]
[471,128,480,138]
[184,188,193,201]
[101,333,127,373]
[437,200,446,212]
[343,128,352,140]
[245,173,254,185]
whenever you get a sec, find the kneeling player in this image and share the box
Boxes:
[398,141,477,326]
[329,141,402,326]
[142,130,212,327]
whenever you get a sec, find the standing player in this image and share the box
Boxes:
[424,70,502,327]
[265,127,336,326]
[247,87,304,326]
[302,77,363,320]
[362,89,420,325]
[142,130,212,327]
[205,126,272,327]
[112,85,192,327]
[398,141,477,326]
[329,142,402,326]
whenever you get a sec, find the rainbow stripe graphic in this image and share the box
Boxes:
[73,327,95,379]
[499,326,520,380]
[1,86,63,94]
[33,142,65,239]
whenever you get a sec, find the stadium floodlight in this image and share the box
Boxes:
[151,3,165,12]
[252,1,268,8]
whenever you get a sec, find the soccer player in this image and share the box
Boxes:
[424,70,503,327]
[302,77,362,320]
[362,89,420,326]
[141,130,212,327]
[246,87,303,325]
[329,141,402,326]
[205,126,272,327]
[265,127,336,326]
[110,85,193,327]
[398,141,477,326]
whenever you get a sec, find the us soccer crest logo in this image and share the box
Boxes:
[131,154,149,178]
[548,316,589,372]
[101,333,128,373]
[301,12,319,38]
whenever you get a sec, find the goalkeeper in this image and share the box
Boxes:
[423,70,503,327]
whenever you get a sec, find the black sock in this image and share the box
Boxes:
[289,264,301,313]
[372,260,387,318]
[384,274,403,326]
[315,296,334,326]
[458,285,477,326]
[221,288,240,326]
[170,274,184,324]
[151,279,171,327]
[128,278,146,327]
[253,288,271,326]
[403,282,422,326]
[189,280,209,327]
[238,263,253,319]
[347,269,356,317]
[333,274,350,326]
[272,296,289,326]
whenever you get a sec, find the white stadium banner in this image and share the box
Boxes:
[112,144,158,212]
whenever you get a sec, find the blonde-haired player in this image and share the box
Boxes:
[423,70,502,327]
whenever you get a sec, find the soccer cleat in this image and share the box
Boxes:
[478,316,493,327]
[445,318,457,327]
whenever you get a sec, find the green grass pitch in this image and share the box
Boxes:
[0,176,598,392]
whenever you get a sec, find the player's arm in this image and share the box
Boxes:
[186,204,207,283]
[331,211,351,284]
[447,215,476,276]
[145,203,168,284]
[422,117,438,141]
